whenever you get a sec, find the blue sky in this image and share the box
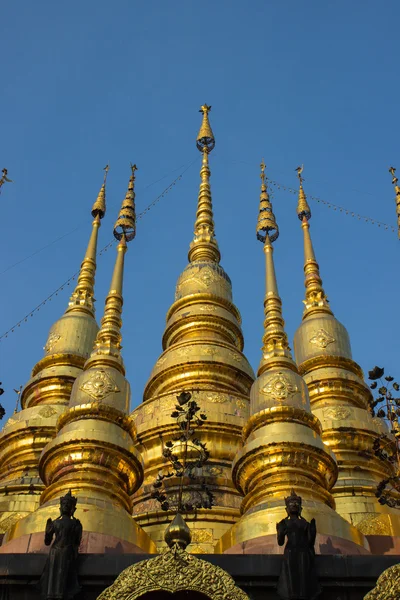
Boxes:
[1,0,399,416]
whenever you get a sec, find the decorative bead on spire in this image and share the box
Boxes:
[88,166,137,371]
[256,162,293,374]
[296,165,332,319]
[66,167,108,317]
[188,104,221,263]
[389,166,400,239]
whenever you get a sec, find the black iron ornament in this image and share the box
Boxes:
[151,391,214,513]
[368,366,400,508]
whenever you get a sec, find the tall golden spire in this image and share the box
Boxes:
[293,167,400,542]
[215,161,368,555]
[389,166,400,239]
[296,166,332,319]
[1,165,156,555]
[132,108,254,554]
[66,165,108,317]
[256,161,293,374]
[86,165,137,372]
[188,104,221,263]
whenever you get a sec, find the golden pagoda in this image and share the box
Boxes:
[216,162,368,554]
[0,167,155,554]
[1,107,400,566]
[130,105,255,553]
[293,169,400,549]
[0,171,107,536]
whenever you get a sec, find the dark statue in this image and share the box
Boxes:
[39,490,82,600]
[276,489,321,600]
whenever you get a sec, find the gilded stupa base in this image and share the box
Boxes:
[215,498,370,555]
[0,496,157,554]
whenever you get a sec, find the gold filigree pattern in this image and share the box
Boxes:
[309,328,335,349]
[204,392,227,404]
[96,545,249,600]
[44,332,61,353]
[0,513,24,534]
[229,350,242,362]
[324,407,351,421]
[236,399,247,409]
[190,529,213,544]
[356,513,391,536]
[38,406,58,418]
[156,356,167,367]
[364,563,400,600]
[261,372,298,400]
[79,370,119,401]
[198,305,218,312]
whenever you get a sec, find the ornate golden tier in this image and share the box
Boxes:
[0,180,106,534]
[217,166,368,554]
[131,107,255,553]
[0,170,155,554]
[293,178,400,538]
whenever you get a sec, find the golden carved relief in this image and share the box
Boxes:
[190,529,213,544]
[356,514,391,536]
[39,406,58,418]
[229,350,242,363]
[363,563,400,600]
[0,513,24,534]
[156,355,167,367]
[204,392,227,404]
[261,372,298,400]
[44,332,61,353]
[203,346,219,359]
[96,545,249,600]
[324,407,351,421]
[236,399,247,409]
[79,370,119,401]
[199,305,218,312]
[309,328,335,349]
[206,466,224,476]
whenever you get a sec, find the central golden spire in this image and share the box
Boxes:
[188,104,220,263]
[256,162,293,375]
[296,166,332,319]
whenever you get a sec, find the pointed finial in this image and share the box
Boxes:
[256,172,294,374]
[164,512,192,549]
[296,169,332,318]
[196,104,215,153]
[296,165,311,221]
[113,165,137,242]
[91,165,108,219]
[63,168,108,319]
[256,160,279,243]
[188,108,220,263]
[389,166,400,239]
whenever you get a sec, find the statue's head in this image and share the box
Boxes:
[285,489,302,517]
[60,490,77,517]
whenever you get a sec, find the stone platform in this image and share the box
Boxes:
[0,553,398,599]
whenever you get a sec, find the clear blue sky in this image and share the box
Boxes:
[1,1,399,416]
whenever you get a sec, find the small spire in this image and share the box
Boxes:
[164,512,192,550]
[389,166,400,239]
[113,164,137,242]
[88,166,137,371]
[256,164,294,374]
[256,160,279,243]
[91,164,109,219]
[66,168,108,317]
[296,166,332,319]
[188,105,220,263]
